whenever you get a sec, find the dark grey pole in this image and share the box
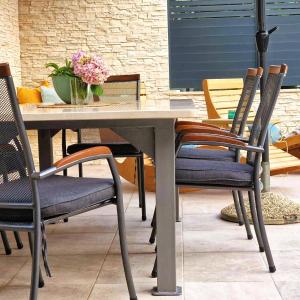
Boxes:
[255,0,278,192]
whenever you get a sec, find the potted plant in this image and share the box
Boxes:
[46,51,109,105]
[46,59,74,104]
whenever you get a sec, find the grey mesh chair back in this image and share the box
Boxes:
[231,67,263,136]
[0,64,36,212]
[247,65,288,164]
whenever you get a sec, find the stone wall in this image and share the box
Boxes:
[18,0,169,96]
[17,0,169,168]
[0,0,21,86]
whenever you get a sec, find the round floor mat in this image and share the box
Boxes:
[220,192,300,225]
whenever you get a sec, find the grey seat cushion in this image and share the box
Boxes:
[177,147,236,162]
[176,158,254,187]
[0,175,115,222]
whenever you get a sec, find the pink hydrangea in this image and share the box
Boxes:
[72,51,109,85]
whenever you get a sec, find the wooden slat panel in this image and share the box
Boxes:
[210,90,243,96]
[206,78,243,90]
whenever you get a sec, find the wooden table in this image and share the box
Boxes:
[21,99,199,296]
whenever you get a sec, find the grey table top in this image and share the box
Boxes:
[20,98,200,121]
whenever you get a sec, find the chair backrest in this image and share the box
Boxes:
[100,74,140,102]
[95,74,141,143]
[203,68,262,135]
[247,65,288,164]
[0,63,35,208]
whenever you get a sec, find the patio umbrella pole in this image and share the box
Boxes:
[256,0,278,193]
[221,1,300,225]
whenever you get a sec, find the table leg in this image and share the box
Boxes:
[37,129,53,170]
[152,120,181,296]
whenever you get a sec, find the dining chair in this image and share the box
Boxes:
[151,64,287,277]
[62,74,147,221]
[0,63,137,300]
[149,67,263,246]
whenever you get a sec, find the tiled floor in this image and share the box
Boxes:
[0,165,300,299]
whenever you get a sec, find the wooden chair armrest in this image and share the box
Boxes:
[181,133,246,147]
[54,146,112,168]
[178,126,236,137]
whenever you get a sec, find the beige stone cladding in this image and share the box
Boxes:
[18,0,169,97]
[0,0,21,86]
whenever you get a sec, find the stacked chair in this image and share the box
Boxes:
[62,74,147,220]
[152,64,288,277]
[150,67,263,250]
[201,73,300,176]
[0,63,137,300]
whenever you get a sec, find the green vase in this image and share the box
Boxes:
[52,75,72,104]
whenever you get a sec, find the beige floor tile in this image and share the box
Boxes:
[275,281,300,300]
[263,250,300,282]
[265,225,300,251]
[184,252,272,282]
[128,192,156,210]
[46,232,115,255]
[89,283,183,300]
[0,256,28,286]
[97,253,156,284]
[97,252,183,285]
[185,281,281,300]
[183,213,242,232]
[51,215,118,234]
[182,195,233,215]
[0,284,91,300]
[10,255,104,286]
[1,166,300,300]
[183,230,259,253]
[109,230,156,255]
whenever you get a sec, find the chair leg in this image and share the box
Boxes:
[137,155,146,221]
[254,184,276,273]
[176,186,180,222]
[62,129,68,177]
[78,163,83,177]
[237,191,253,240]
[232,190,244,226]
[149,210,156,244]
[28,232,44,289]
[151,207,156,227]
[1,231,11,255]
[151,255,157,278]
[28,229,42,300]
[248,191,264,252]
[14,231,23,249]
[116,197,137,300]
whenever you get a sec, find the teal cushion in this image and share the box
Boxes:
[40,86,64,104]
[248,123,282,144]
[269,123,282,143]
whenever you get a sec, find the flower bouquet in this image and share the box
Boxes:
[46,51,109,105]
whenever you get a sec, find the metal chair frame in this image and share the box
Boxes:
[151,65,287,277]
[62,74,146,221]
[0,63,137,300]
